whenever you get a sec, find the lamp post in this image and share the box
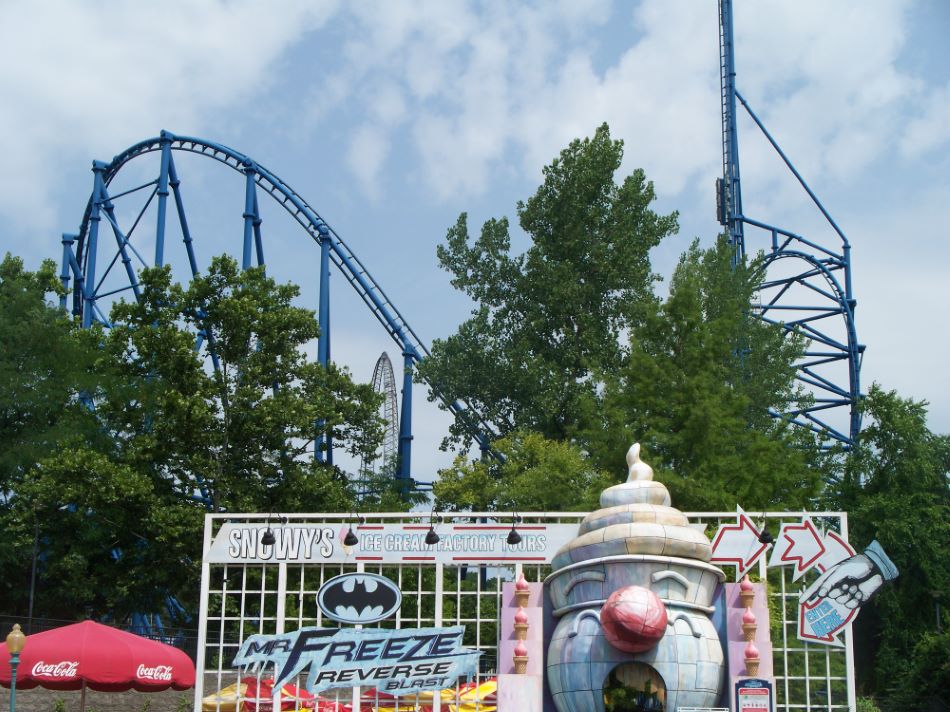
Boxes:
[6,623,26,712]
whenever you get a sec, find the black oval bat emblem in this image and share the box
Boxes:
[317,573,402,624]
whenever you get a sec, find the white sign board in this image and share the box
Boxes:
[206,522,579,565]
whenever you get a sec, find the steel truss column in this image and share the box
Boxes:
[719,0,744,263]
[82,162,108,328]
[242,164,258,270]
[397,351,413,481]
[716,0,863,450]
[316,225,332,465]
[155,134,172,266]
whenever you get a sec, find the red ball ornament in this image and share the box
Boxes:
[600,585,668,653]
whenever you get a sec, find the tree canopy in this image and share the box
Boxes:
[419,123,678,446]
[0,255,382,619]
[422,125,822,511]
[830,385,950,704]
[591,237,823,511]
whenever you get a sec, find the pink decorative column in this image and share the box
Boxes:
[497,573,543,711]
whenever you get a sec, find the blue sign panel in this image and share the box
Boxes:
[233,625,481,696]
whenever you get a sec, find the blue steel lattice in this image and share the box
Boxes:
[718,0,863,450]
[60,131,499,486]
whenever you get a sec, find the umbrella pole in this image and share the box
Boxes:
[80,680,86,712]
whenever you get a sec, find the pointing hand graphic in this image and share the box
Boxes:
[804,540,898,609]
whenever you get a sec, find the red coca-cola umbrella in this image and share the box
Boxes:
[0,620,195,710]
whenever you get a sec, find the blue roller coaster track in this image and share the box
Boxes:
[59,1,862,486]
[718,0,863,450]
[59,131,499,489]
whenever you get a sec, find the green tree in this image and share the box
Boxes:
[418,123,678,447]
[93,256,382,515]
[592,237,823,510]
[433,431,609,513]
[831,385,950,705]
[0,254,101,616]
[4,255,384,619]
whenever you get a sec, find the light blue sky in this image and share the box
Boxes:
[1,0,947,479]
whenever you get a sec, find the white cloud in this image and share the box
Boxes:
[900,81,950,158]
[345,124,389,197]
[0,0,338,235]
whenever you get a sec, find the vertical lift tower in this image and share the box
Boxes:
[718,0,863,451]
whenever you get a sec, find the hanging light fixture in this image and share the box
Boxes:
[260,513,286,547]
[425,510,441,546]
[344,513,362,547]
[507,513,522,546]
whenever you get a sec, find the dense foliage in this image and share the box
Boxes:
[419,124,678,447]
[0,254,381,619]
[422,124,822,511]
[830,386,950,706]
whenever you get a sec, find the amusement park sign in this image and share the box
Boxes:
[206,522,578,565]
[233,625,481,696]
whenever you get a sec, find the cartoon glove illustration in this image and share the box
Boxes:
[805,540,898,609]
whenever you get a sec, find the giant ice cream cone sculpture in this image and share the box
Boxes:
[545,443,725,711]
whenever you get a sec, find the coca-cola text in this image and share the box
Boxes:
[31,661,79,678]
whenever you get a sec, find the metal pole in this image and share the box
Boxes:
[59,234,74,311]
[27,517,38,633]
[8,652,17,712]
[720,0,745,262]
[83,162,107,328]
[155,134,172,266]
[316,226,331,464]
[397,351,414,481]
[242,166,257,270]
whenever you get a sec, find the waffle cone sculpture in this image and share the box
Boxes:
[546,444,725,711]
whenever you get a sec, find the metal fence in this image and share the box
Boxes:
[196,511,855,712]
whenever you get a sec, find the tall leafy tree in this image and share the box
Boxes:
[0,254,101,617]
[831,385,949,705]
[94,256,383,515]
[5,255,384,619]
[592,237,823,510]
[418,123,678,446]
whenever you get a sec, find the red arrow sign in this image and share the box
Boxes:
[814,530,855,573]
[710,510,769,577]
[769,518,826,580]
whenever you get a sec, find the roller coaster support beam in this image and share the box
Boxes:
[316,224,332,465]
[155,137,171,266]
[717,0,862,450]
[397,351,414,481]
[66,132,501,481]
[242,166,258,271]
[719,0,744,264]
[83,162,107,328]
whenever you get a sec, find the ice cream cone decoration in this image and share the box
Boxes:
[513,639,529,674]
[744,640,760,676]
[742,607,757,642]
[515,572,530,607]
[514,606,529,641]
[739,574,755,608]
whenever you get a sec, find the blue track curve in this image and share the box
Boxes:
[66,130,498,460]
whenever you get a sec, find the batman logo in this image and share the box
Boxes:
[317,573,402,624]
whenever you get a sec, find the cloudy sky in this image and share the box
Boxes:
[1,0,947,480]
